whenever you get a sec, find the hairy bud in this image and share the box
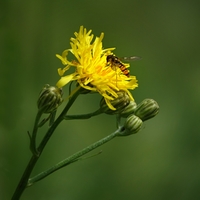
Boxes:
[134,99,159,121]
[100,91,130,114]
[117,114,143,136]
[37,84,63,113]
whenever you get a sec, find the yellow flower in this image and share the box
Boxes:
[56,26,138,110]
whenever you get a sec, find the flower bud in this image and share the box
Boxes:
[118,114,143,136]
[119,100,137,118]
[100,91,130,114]
[37,84,63,113]
[134,99,159,121]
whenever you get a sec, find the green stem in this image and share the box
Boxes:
[64,108,102,120]
[30,111,43,156]
[28,130,119,186]
[11,87,82,200]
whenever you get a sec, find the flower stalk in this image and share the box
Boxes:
[64,108,102,120]
[11,86,82,200]
[28,130,119,186]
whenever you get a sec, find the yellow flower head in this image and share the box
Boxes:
[56,26,138,110]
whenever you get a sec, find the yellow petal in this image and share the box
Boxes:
[56,74,75,88]
[105,98,116,110]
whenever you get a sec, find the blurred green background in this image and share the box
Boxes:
[1,0,200,199]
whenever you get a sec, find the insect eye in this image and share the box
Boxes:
[106,55,112,62]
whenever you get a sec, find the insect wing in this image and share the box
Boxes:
[122,56,141,61]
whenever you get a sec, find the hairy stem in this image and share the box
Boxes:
[28,130,118,186]
[11,87,81,200]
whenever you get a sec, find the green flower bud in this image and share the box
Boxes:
[118,114,143,136]
[37,84,63,113]
[100,91,130,114]
[134,99,159,121]
[120,100,137,118]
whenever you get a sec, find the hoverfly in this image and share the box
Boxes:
[106,54,140,77]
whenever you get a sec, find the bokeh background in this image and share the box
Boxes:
[1,0,200,199]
